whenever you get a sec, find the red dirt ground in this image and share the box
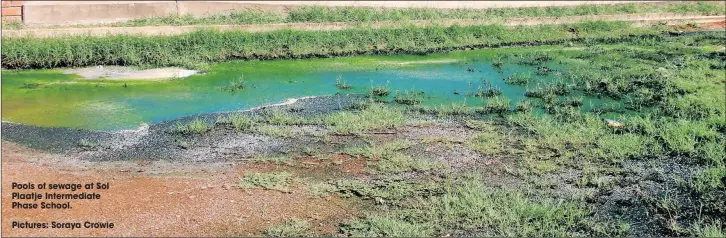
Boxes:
[1,142,360,237]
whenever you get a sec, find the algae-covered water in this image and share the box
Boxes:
[1,46,613,130]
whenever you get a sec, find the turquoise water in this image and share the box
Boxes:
[2,46,612,130]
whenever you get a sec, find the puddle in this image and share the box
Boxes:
[2,46,616,130]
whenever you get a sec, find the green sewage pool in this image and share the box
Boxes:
[1,46,619,131]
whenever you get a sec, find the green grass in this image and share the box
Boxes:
[476,85,503,98]
[174,118,214,134]
[221,75,246,92]
[482,96,512,114]
[374,153,438,174]
[691,220,724,237]
[341,216,435,237]
[216,113,258,131]
[326,104,406,134]
[2,21,666,69]
[256,125,294,138]
[240,172,294,192]
[260,109,312,126]
[503,72,532,85]
[265,218,311,237]
[335,74,353,90]
[340,176,589,237]
[345,140,439,174]
[418,101,477,116]
[370,81,391,97]
[78,139,99,150]
[9,2,721,29]
[393,88,424,105]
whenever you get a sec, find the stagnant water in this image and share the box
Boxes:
[2,46,618,131]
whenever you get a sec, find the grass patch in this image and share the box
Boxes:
[482,96,511,114]
[216,113,258,131]
[374,153,439,174]
[265,218,311,237]
[370,81,391,97]
[174,118,214,134]
[393,88,424,105]
[221,75,246,92]
[2,22,665,69]
[240,172,294,192]
[503,72,532,85]
[335,74,353,90]
[418,101,476,116]
[16,2,722,29]
[257,125,294,138]
[340,176,589,237]
[326,104,406,134]
[78,139,99,150]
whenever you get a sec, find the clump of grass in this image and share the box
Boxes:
[174,118,213,134]
[257,125,294,138]
[483,96,511,114]
[476,85,503,98]
[428,179,588,236]
[216,113,257,131]
[221,75,246,92]
[515,100,533,113]
[393,88,424,105]
[503,73,532,85]
[307,182,336,197]
[561,96,584,107]
[370,80,390,97]
[535,66,555,75]
[466,122,506,154]
[326,104,406,134]
[240,172,294,192]
[691,220,724,237]
[335,74,353,90]
[509,51,554,65]
[265,218,311,237]
[419,101,476,116]
[374,153,438,174]
[341,216,435,237]
[260,109,310,126]
[693,167,725,193]
[175,137,190,149]
[341,176,589,237]
[249,155,293,166]
[78,139,99,150]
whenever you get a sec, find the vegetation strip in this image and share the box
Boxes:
[2,21,675,69]
[3,1,722,29]
[2,14,723,38]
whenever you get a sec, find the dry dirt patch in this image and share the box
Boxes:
[1,142,358,237]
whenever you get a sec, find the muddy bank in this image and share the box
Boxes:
[1,94,364,162]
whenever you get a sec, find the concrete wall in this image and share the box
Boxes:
[1,0,23,23]
[16,1,660,26]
